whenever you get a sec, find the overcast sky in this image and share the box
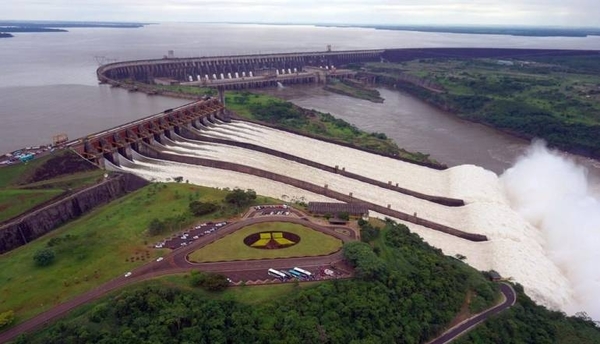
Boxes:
[2,0,600,27]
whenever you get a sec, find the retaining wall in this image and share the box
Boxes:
[0,173,148,254]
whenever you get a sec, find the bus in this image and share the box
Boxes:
[280,270,294,279]
[268,268,287,280]
[287,269,303,279]
[293,267,312,277]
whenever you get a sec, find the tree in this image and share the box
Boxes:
[147,218,166,236]
[0,310,14,328]
[190,271,229,292]
[359,222,380,243]
[173,176,184,183]
[342,242,385,280]
[337,211,350,221]
[33,248,55,267]
[224,188,257,207]
[201,273,230,292]
[189,201,217,216]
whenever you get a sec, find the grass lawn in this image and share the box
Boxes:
[0,183,241,323]
[0,189,64,222]
[0,155,54,188]
[188,222,343,262]
[0,151,106,223]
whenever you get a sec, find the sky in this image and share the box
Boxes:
[2,0,600,27]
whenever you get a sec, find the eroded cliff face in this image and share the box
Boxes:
[0,173,148,254]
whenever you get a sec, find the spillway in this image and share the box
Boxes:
[199,120,502,203]
[112,152,339,204]
[112,120,575,313]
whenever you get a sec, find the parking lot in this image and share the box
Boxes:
[154,221,228,250]
[224,264,350,285]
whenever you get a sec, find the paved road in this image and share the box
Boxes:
[0,215,355,343]
[428,283,517,344]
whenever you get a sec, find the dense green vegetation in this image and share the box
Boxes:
[324,78,384,103]
[189,271,230,292]
[19,220,504,343]
[366,56,600,158]
[0,150,104,223]
[456,284,600,343]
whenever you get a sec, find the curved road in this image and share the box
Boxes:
[429,283,517,344]
[0,215,515,343]
[0,215,354,343]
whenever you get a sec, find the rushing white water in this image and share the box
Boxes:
[112,121,592,315]
[115,151,339,204]
[501,141,600,319]
[200,121,453,198]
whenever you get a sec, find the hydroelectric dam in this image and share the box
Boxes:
[68,95,488,243]
[96,47,598,91]
[82,47,600,244]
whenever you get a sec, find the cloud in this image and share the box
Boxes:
[2,0,600,26]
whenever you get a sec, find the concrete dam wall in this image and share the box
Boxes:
[97,49,383,84]
[97,48,600,86]
[0,173,148,255]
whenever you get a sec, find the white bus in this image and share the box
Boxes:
[293,267,312,277]
[268,268,287,280]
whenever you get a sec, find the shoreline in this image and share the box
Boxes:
[376,78,600,163]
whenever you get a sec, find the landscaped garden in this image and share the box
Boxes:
[188,222,343,262]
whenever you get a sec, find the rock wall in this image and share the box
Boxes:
[0,173,148,254]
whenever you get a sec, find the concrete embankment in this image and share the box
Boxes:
[178,126,465,207]
[0,173,148,254]
[138,143,487,242]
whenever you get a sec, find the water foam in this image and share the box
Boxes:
[501,141,600,319]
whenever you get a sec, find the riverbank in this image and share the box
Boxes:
[323,79,384,103]
[364,57,600,160]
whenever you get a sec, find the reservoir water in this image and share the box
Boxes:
[1,22,599,185]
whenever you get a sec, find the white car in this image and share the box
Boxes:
[124,272,132,277]
[156,257,164,262]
